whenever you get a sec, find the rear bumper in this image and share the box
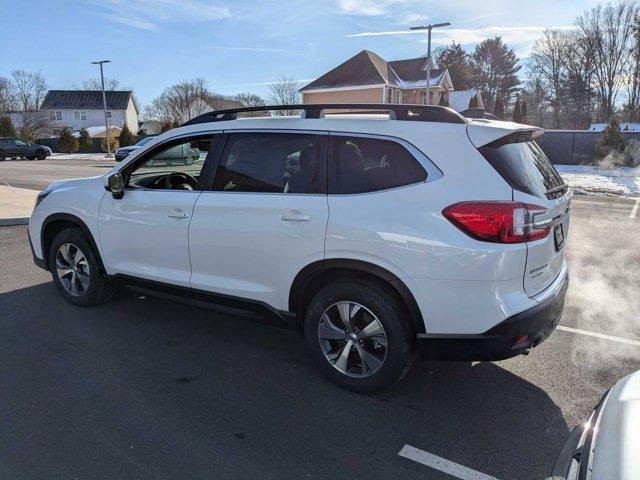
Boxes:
[417,271,568,361]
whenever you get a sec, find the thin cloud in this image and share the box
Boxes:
[212,46,293,53]
[92,0,230,30]
[337,0,405,16]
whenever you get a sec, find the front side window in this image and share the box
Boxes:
[213,133,326,194]
[329,136,427,194]
[127,136,215,191]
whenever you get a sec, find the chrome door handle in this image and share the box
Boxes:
[280,212,310,222]
[167,209,190,218]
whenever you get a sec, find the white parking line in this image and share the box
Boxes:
[398,444,501,480]
[630,197,640,219]
[557,325,640,347]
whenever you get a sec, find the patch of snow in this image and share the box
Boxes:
[49,153,109,160]
[556,164,640,197]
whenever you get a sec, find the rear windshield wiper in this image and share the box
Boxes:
[546,185,568,196]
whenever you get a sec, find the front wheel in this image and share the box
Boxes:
[49,229,115,306]
[304,280,413,392]
[35,149,46,160]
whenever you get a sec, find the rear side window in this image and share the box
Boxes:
[478,141,565,199]
[329,136,427,194]
[213,133,326,194]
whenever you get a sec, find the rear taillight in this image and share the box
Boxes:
[442,201,550,244]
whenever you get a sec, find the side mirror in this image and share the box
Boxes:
[106,172,125,199]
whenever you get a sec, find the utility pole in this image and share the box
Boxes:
[91,60,112,158]
[409,23,451,106]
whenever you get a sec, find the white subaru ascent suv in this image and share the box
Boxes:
[28,104,570,392]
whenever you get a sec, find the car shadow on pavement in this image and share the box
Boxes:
[1,282,568,480]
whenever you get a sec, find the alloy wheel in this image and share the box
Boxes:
[55,243,90,297]
[317,301,388,378]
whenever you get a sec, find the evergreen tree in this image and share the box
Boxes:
[77,128,93,152]
[471,37,521,110]
[160,121,173,133]
[513,97,522,123]
[172,119,181,129]
[19,126,35,143]
[435,42,473,90]
[0,115,17,137]
[100,136,119,153]
[119,123,135,147]
[493,97,505,119]
[58,127,79,154]
[597,116,626,157]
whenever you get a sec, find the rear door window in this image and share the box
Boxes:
[478,141,565,199]
[213,133,327,194]
[329,135,427,194]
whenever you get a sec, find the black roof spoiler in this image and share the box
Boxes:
[181,103,469,126]
[460,108,501,121]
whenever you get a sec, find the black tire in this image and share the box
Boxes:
[35,149,46,160]
[304,279,414,393]
[49,228,115,307]
[0,150,5,161]
[27,156,35,160]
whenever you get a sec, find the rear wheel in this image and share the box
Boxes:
[0,150,5,161]
[49,229,115,306]
[304,279,413,392]
[35,149,46,160]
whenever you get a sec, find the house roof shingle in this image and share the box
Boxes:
[41,90,133,110]
[300,50,447,91]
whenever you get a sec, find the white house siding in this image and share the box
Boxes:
[45,106,138,135]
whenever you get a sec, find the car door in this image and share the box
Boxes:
[98,133,219,287]
[189,131,329,310]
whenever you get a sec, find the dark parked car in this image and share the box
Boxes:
[0,137,52,161]
[114,136,157,162]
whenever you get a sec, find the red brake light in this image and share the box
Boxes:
[442,201,550,244]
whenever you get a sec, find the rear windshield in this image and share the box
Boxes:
[478,141,565,199]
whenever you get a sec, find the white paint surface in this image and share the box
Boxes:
[398,444,501,480]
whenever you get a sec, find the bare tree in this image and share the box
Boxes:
[576,1,639,120]
[82,77,121,91]
[231,92,267,117]
[145,78,215,124]
[623,12,640,121]
[11,70,48,111]
[268,76,302,115]
[0,75,16,113]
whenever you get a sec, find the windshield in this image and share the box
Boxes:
[478,140,565,199]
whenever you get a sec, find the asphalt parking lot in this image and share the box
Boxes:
[1,156,639,479]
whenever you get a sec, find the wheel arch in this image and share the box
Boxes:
[289,259,425,334]
[41,213,105,272]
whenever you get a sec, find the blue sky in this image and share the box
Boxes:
[0,0,597,107]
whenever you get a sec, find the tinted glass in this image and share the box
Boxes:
[479,141,565,199]
[128,137,214,190]
[213,133,325,194]
[330,136,427,194]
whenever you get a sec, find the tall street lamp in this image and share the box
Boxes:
[409,23,451,106]
[91,60,112,158]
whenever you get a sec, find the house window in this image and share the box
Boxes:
[106,111,112,119]
[74,111,80,121]
[81,111,87,121]
[55,111,62,121]
[53,128,62,135]
[421,92,427,105]
[394,90,401,104]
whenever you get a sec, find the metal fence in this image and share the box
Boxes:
[539,130,640,165]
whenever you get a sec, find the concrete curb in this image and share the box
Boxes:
[0,217,30,227]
